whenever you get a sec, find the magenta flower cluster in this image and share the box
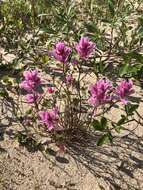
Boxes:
[39,107,59,130]
[89,79,134,106]
[88,79,113,106]
[75,37,95,59]
[52,37,96,64]
[25,93,40,104]
[20,70,41,104]
[20,70,59,131]
[20,70,41,92]
[115,79,134,104]
[52,42,71,64]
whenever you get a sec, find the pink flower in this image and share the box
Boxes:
[23,70,40,81]
[115,79,134,104]
[20,70,41,92]
[47,87,55,94]
[26,93,40,104]
[65,74,74,86]
[88,79,113,106]
[75,37,95,59]
[39,107,59,130]
[52,42,71,63]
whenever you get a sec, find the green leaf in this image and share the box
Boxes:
[0,89,8,97]
[97,134,108,146]
[92,120,102,131]
[107,132,113,143]
[119,63,142,77]
[26,109,32,115]
[125,104,139,115]
[94,61,106,74]
[101,117,107,128]
[107,0,115,17]
[119,63,130,76]
[42,99,52,107]
[92,117,108,131]
[117,115,126,126]
[85,23,100,34]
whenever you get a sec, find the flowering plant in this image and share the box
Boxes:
[19,36,137,148]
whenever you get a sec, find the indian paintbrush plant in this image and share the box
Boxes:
[19,36,138,151]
